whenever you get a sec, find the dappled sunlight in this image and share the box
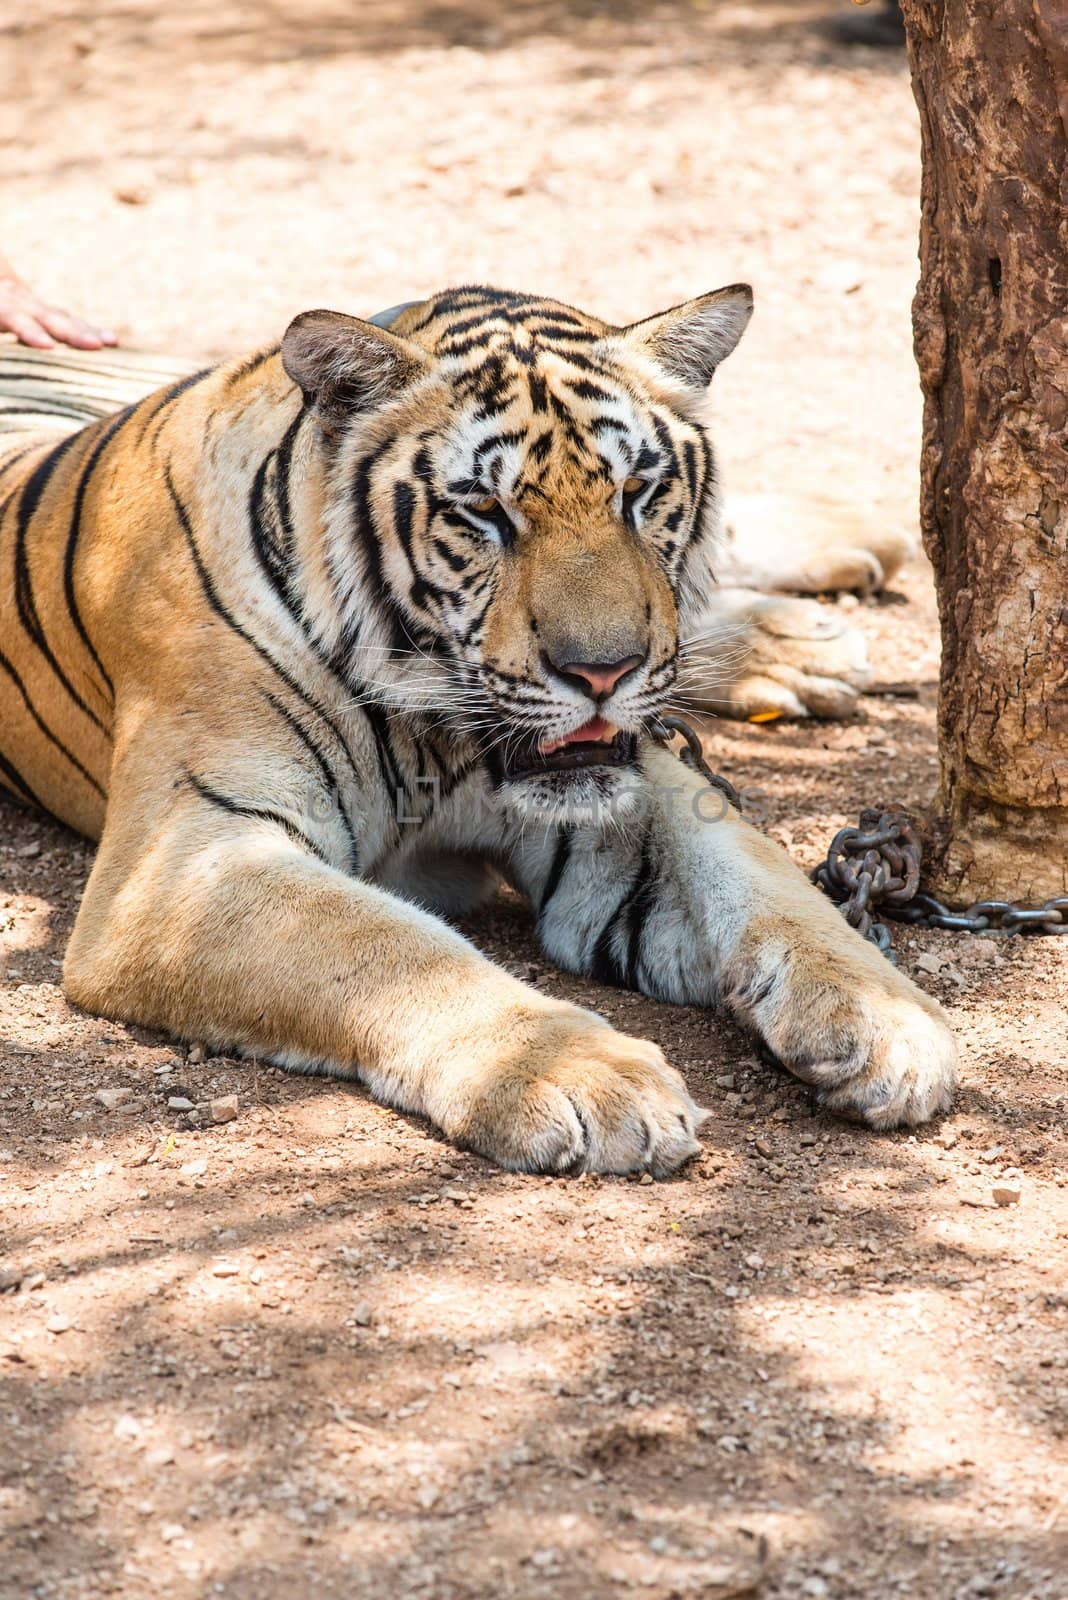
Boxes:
[3,0,1067,1590]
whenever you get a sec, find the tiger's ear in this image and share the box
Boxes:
[281,309,431,430]
[617,285,754,390]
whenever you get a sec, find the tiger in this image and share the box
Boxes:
[0,341,905,724]
[0,284,956,1176]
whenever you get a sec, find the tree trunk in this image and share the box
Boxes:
[903,0,1068,905]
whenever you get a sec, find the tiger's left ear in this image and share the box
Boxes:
[617,284,754,390]
[281,309,431,431]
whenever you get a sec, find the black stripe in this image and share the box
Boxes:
[687,435,715,553]
[0,748,42,807]
[589,889,631,986]
[527,429,552,464]
[538,827,574,915]
[547,392,589,455]
[432,537,469,574]
[139,366,215,446]
[0,446,36,487]
[650,412,680,474]
[0,649,107,798]
[529,322,599,344]
[473,429,525,472]
[0,398,109,421]
[590,833,659,990]
[681,440,699,501]
[186,771,329,864]
[359,698,403,808]
[249,444,299,619]
[273,412,303,543]
[561,377,614,404]
[349,440,410,655]
[438,332,497,359]
[164,465,367,794]
[392,480,418,568]
[13,433,110,733]
[623,833,659,987]
[63,406,140,701]
[261,690,359,872]
[224,347,280,388]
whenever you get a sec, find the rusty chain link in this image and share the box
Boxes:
[653,720,1067,963]
[812,807,1068,962]
[650,714,742,808]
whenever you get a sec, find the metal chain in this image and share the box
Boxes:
[651,722,1068,962]
[650,714,742,808]
[812,807,1068,961]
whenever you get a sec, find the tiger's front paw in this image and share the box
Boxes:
[730,919,957,1128]
[445,1006,704,1177]
[809,997,957,1129]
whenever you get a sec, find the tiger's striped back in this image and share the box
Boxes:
[0,345,221,834]
[0,345,198,436]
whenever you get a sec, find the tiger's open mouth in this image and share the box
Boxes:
[501,716,638,782]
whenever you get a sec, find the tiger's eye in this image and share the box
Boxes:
[471,496,499,514]
[622,476,644,495]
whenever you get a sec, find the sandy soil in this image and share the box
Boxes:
[2,4,1066,1598]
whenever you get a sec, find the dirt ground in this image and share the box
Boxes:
[2,4,1067,1598]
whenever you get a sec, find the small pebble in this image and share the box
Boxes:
[212,1261,241,1278]
[639,1172,654,1186]
[46,1314,71,1335]
[352,1301,374,1327]
[208,1094,239,1125]
[168,1096,194,1112]
[95,1088,132,1110]
[992,1186,1021,1207]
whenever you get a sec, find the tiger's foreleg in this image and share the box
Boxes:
[63,746,702,1176]
[517,744,957,1128]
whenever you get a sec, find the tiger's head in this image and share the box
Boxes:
[281,284,752,820]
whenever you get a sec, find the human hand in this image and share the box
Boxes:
[0,263,116,349]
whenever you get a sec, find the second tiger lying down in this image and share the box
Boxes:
[0,285,956,1173]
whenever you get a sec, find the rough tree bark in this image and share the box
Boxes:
[903,0,1068,904]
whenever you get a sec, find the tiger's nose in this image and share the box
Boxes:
[549,652,647,702]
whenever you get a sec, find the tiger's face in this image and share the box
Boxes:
[282,285,752,819]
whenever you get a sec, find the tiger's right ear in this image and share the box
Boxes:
[281,309,431,431]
